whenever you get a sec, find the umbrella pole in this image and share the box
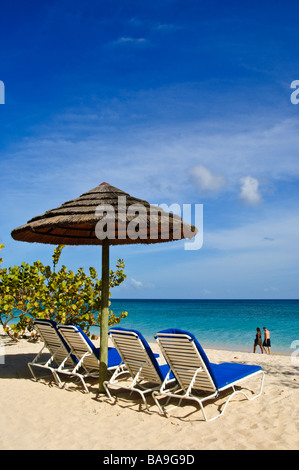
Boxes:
[98,239,110,393]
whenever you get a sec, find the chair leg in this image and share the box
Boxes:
[103,381,117,403]
[77,374,90,393]
[28,363,37,381]
[200,371,265,421]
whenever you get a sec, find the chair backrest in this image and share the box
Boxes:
[109,327,163,384]
[155,329,218,393]
[34,319,76,366]
[57,324,99,371]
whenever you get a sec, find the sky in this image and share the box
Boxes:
[0,0,299,299]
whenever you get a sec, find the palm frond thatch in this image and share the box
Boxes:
[11,183,197,245]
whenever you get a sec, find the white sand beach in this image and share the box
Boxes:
[0,327,298,451]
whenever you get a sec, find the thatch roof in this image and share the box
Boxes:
[11,182,198,246]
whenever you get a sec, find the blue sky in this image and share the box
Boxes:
[0,0,299,299]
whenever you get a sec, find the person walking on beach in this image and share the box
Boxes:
[262,327,271,354]
[253,327,263,353]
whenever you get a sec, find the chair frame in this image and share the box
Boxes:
[153,331,265,422]
[103,328,176,410]
[28,319,76,386]
[55,324,123,393]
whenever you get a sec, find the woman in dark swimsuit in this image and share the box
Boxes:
[253,327,263,353]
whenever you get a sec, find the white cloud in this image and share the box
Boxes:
[172,210,299,298]
[3,93,299,225]
[155,23,181,32]
[263,286,279,292]
[6,87,298,206]
[204,210,299,254]
[130,278,143,288]
[130,278,154,289]
[189,165,226,193]
[112,37,147,45]
[239,176,262,205]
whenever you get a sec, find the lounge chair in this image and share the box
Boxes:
[56,324,123,393]
[153,329,265,421]
[28,319,77,386]
[103,327,176,410]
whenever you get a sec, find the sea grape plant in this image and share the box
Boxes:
[0,244,127,340]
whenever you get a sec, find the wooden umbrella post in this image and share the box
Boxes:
[98,239,110,394]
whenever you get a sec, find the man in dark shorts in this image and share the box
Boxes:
[263,327,271,354]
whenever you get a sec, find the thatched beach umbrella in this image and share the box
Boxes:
[11,182,197,392]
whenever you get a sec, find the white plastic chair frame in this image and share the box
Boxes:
[28,321,75,386]
[153,332,265,422]
[55,325,123,393]
[103,329,176,410]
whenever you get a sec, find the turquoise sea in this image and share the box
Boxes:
[97,299,299,354]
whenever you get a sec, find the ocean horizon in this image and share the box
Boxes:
[94,298,299,354]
